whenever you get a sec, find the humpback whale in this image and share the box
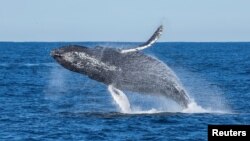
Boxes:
[51,25,190,108]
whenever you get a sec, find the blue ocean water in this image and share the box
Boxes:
[0,42,250,140]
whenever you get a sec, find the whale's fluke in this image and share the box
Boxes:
[121,25,163,53]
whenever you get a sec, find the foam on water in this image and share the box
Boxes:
[183,101,230,114]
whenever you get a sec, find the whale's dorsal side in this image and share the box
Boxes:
[121,25,163,53]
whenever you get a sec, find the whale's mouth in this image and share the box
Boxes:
[52,53,62,57]
[50,50,63,58]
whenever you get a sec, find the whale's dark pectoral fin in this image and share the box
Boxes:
[121,25,163,53]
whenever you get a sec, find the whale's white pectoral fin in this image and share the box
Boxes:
[121,25,163,53]
[108,85,131,113]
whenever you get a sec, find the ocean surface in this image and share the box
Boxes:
[0,42,250,140]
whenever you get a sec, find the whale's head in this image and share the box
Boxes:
[51,45,118,83]
[50,45,92,73]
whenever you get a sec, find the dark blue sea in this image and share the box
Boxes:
[0,42,250,140]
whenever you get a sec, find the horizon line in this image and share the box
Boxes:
[0,41,250,43]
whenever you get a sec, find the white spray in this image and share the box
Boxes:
[45,65,68,100]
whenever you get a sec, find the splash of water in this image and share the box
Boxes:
[182,100,211,113]
[182,100,229,114]
[174,67,231,113]
[44,65,68,100]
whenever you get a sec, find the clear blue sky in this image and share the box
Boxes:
[0,0,249,42]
